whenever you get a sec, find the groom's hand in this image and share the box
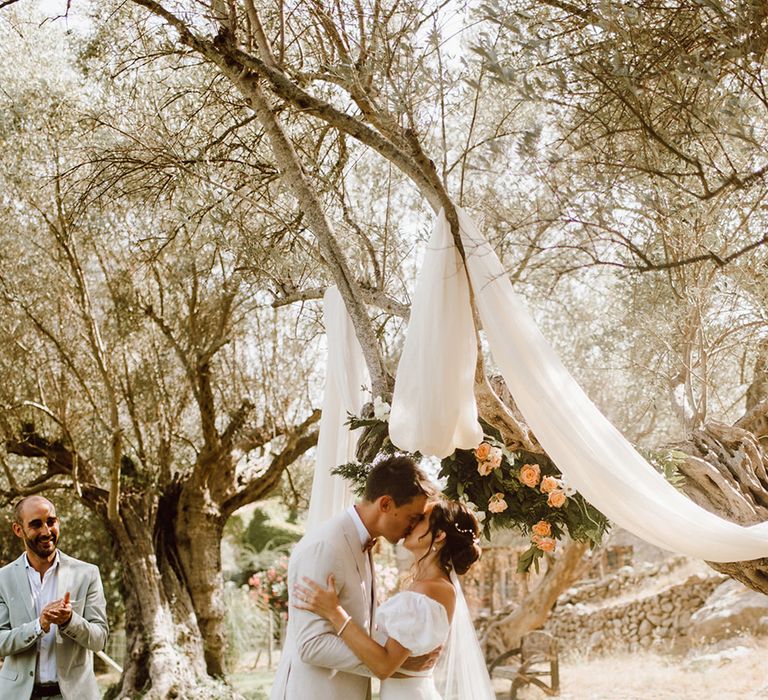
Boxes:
[400,645,442,672]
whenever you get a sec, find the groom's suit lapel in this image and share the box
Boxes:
[340,513,375,629]
[341,514,367,585]
[57,552,74,605]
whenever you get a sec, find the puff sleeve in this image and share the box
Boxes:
[374,591,449,655]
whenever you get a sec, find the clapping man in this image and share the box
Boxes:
[0,496,108,700]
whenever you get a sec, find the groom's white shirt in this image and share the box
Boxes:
[269,509,375,700]
[347,505,370,545]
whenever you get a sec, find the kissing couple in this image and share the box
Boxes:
[269,455,495,700]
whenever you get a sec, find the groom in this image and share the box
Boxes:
[270,455,435,700]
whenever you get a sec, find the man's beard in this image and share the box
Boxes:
[24,531,57,558]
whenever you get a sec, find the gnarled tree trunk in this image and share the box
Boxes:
[669,343,768,594]
[175,480,228,677]
[107,495,225,700]
[478,541,589,661]
[673,421,768,594]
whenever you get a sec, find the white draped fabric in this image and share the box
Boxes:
[390,209,768,562]
[389,209,483,458]
[305,287,368,530]
[433,571,496,700]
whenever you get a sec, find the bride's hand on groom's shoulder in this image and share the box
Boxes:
[293,575,347,626]
[398,645,442,673]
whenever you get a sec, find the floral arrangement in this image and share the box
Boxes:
[439,420,609,572]
[334,408,610,573]
[248,555,289,619]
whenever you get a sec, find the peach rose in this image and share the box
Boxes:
[540,476,559,494]
[475,442,491,461]
[532,520,552,537]
[547,489,567,508]
[488,446,503,469]
[518,463,541,488]
[535,537,556,553]
[477,460,494,477]
[488,493,508,513]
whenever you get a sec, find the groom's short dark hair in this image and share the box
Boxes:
[363,455,434,506]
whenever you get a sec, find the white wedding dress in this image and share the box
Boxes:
[375,591,450,700]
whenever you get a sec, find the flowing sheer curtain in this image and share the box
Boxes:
[306,287,368,530]
[433,571,496,700]
[389,209,483,457]
[390,209,768,562]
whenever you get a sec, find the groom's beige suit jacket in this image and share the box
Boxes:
[270,510,376,700]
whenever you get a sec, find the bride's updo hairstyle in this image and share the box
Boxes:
[425,500,482,575]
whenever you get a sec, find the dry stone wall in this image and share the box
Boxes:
[544,561,727,652]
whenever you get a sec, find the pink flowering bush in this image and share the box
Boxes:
[248,555,289,618]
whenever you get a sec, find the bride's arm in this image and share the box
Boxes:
[293,575,410,679]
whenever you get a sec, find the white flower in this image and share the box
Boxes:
[373,396,391,421]
[558,475,577,497]
[374,563,400,601]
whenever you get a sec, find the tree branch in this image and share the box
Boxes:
[271,285,409,319]
[220,399,256,452]
[634,234,768,273]
[224,426,319,516]
[4,425,98,488]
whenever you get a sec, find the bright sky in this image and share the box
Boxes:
[36,0,91,31]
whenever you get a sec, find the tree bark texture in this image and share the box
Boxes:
[673,421,768,594]
[106,496,216,699]
[175,481,228,678]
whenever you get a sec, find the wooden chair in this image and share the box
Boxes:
[489,630,560,699]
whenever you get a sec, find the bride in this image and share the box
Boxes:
[292,499,495,700]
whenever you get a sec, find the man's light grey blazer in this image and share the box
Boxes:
[0,551,109,700]
[270,510,375,700]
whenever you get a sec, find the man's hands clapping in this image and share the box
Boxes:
[40,591,72,632]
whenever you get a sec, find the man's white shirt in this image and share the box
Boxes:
[24,551,60,683]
